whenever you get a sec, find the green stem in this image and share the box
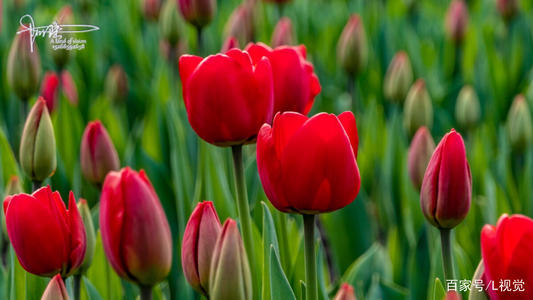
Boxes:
[139,285,153,300]
[196,26,204,56]
[73,274,82,300]
[303,214,317,300]
[31,181,42,192]
[440,228,455,283]
[231,145,255,275]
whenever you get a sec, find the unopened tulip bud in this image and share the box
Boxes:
[61,70,78,105]
[507,95,532,152]
[384,51,413,102]
[5,176,23,196]
[41,275,69,300]
[7,25,41,101]
[224,3,254,47]
[76,199,95,274]
[408,127,435,191]
[444,291,462,300]
[160,0,182,46]
[80,121,120,185]
[40,71,60,113]
[445,0,468,44]
[178,0,216,28]
[142,0,161,21]
[221,36,239,52]
[209,219,252,300]
[49,6,74,69]
[271,17,295,47]
[182,201,222,295]
[334,283,356,300]
[105,65,129,103]
[497,0,518,22]
[20,98,56,183]
[421,129,471,229]
[337,14,368,76]
[455,85,480,130]
[403,79,433,136]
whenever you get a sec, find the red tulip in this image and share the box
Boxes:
[481,214,533,300]
[182,201,222,295]
[246,43,321,116]
[257,111,360,214]
[221,36,239,52]
[420,129,471,229]
[445,0,468,44]
[40,71,60,112]
[408,126,435,191]
[224,3,254,47]
[100,167,172,285]
[3,186,86,277]
[80,121,120,185]
[179,49,274,146]
[271,17,295,47]
[41,274,69,300]
[444,291,462,300]
[178,0,216,28]
[61,70,78,105]
[334,283,356,300]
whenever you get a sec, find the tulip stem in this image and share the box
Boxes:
[440,228,455,284]
[231,145,255,278]
[139,285,153,300]
[31,181,42,192]
[73,274,82,300]
[196,26,204,55]
[303,214,317,300]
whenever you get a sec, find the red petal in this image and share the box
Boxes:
[66,192,86,276]
[338,111,358,158]
[178,55,203,108]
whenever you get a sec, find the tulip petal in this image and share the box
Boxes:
[178,55,203,107]
[66,192,86,277]
[338,111,359,157]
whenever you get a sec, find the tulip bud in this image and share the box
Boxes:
[178,0,216,28]
[444,291,462,300]
[20,98,57,183]
[337,14,368,76]
[49,6,74,69]
[41,275,69,300]
[80,121,120,185]
[159,0,182,46]
[420,129,471,229]
[40,71,60,113]
[408,127,435,191]
[76,199,95,274]
[455,85,480,130]
[334,283,357,300]
[403,79,433,137]
[5,176,23,196]
[497,0,518,22]
[61,70,78,105]
[224,3,254,47]
[7,25,41,101]
[507,95,533,152]
[384,51,413,103]
[209,219,252,300]
[105,65,129,103]
[182,201,222,295]
[142,0,161,21]
[271,17,295,47]
[445,0,468,44]
[221,36,239,52]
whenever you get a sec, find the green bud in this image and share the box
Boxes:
[455,85,480,130]
[48,6,75,69]
[76,199,96,274]
[337,14,368,76]
[159,0,183,46]
[7,25,41,101]
[384,51,413,103]
[507,94,532,152]
[105,65,129,103]
[20,97,57,182]
[403,79,433,137]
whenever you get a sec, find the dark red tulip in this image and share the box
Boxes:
[420,129,471,229]
[40,71,60,112]
[178,0,216,28]
[41,274,69,300]
[257,111,360,214]
[271,17,295,47]
[3,186,86,277]
[445,0,468,44]
[142,0,161,21]
[246,43,321,116]
[61,70,78,105]
[100,167,172,286]
[481,214,533,300]
[334,283,356,300]
[182,201,221,295]
[80,121,120,185]
[444,291,462,300]
[408,126,435,191]
[179,49,274,146]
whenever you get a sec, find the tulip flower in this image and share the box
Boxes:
[221,36,238,52]
[271,17,295,47]
[182,201,222,296]
[224,3,255,47]
[245,42,321,115]
[178,49,273,146]
[481,214,533,300]
[337,14,367,76]
[40,71,60,112]
[20,98,57,184]
[507,95,532,152]
[100,168,172,290]
[334,283,356,300]
[160,0,183,47]
[403,79,433,137]
[7,25,41,102]
[209,219,252,300]
[80,121,120,186]
[444,291,462,300]
[142,0,161,21]
[61,70,79,105]
[178,0,216,29]
[105,64,129,103]
[455,85,480,130]
[76,199,95,274]
[384,51,413,103]
[41,275,69,300]
[49,6,74,69]
[445,0,468,44]
[4,186,86,277]
[497,0,518,22]
[408,127,435,191]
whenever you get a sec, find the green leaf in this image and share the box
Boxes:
[262,202,280,300]
[0,127,20,189]
[433,278,446,300]
[82,277,103,300]
[269,246,296,300]
[86,231,123,300]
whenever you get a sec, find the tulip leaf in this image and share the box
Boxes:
[270,246,296,300]
[24,272,47,300]
[8,249,25,300]
[82,277,103,300]
[86,231,123,300]
[433,278,446,300]
[0,128,19,189]
[262,202,280,300]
